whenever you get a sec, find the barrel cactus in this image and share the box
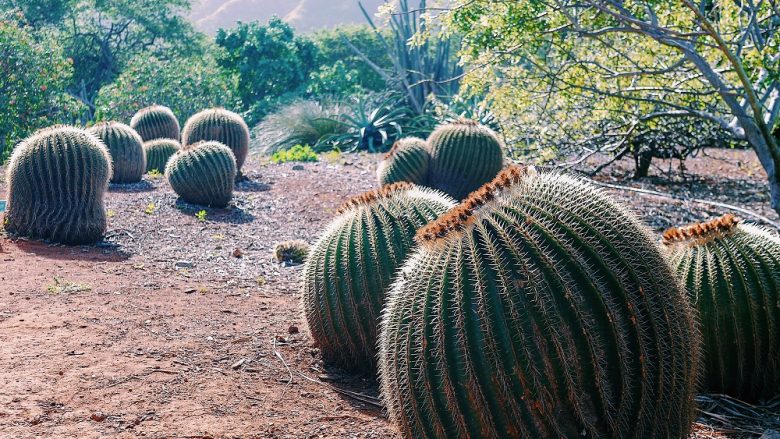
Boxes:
[88,122,145,183]
[663,214,780,401]
[379,166,700,439]
[427,119,504,199]
[181,108,250,173]
[302,183,456,372]
[165,141,236,208]
[377,137,429,186]
[144,139,180,173]
[130,105,180,142]
[4,126,112,244]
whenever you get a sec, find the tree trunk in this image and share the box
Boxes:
[634,147,652,179]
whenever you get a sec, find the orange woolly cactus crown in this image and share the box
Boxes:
[416,165,531,243]
[337,182,415,214]
[662,214,741,246]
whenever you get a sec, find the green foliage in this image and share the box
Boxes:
[377,137,429,186]
[143,138,180,174]
[95,55,234,126]
[88,122,146,183]
[274,240,309,264]
[303,183,456,372]
[195,209,207,222]
[427,119,505,199]
[664,215,780,402]
[379,167,700,438]
[270,145,318,164]
[216,18,317,111]
[1,0,75,28]
[0,18,82,160]
[129,105,180,143]
[253,101,347,155]
[322,94,409,153]
[165,141,236,208]
[182,108,250,173]
[5,126,111,244]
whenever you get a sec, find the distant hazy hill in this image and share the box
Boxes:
[190,0,386,34]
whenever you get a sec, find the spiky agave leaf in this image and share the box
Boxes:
[663,215,780,401]
[379,166,700,439]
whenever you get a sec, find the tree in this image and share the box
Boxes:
[94,53,235,124]
[441,0,780,215]
[215,18,318,110]
[0,17,82,160]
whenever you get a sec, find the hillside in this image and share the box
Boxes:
[190,0,387,34]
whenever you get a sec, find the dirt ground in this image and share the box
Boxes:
[0,148,778,438]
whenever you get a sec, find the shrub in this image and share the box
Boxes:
[130,105,181,143]
[270,145,318,164]
[88,122,146,183]
[379,166,700,438]
[376,137,429,186]
[252,100,346,155]
[182,108,250,174]
[302,183,456,372]
[165,141,236,208]
[663,215,780,401]
[5,126,111,244]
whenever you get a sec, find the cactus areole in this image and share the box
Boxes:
[302,183,456,372]
[664,215,780,401]
[379,166,700,439]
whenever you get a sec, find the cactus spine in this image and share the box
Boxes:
[165,141,236,208]
[88,122,146,183]
[302,184,456,372]
[181,108,250,173]
[377,137,430,186]
[663,215,780,401]
[130,105,181,142]
[427,119,504,199]
[144,138,180,173]
[4,126,112,244]
[379,166,699,439]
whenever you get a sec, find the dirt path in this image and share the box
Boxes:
[0,149,776,438]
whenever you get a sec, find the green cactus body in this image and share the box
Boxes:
[663,215,780,401]
[4,126,112,244]
[302,183,456,372]
[379,166,699,439]
[144,139,180,173]
[181,108,250,172]
[427,119,504,199]
[130,105,181,142]
[377,137,430,186]
[88,122,146,183]
[165,141,236,208]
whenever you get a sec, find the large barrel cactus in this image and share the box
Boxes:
[377,137,429,186]
[663,215,780,401]
[302,183,456,372]
[4,126,112,244]
[427,119,504,199]
[144,138,180,173]
[130,105,180,142]
[379,166,700,439]
[181,108,250,173]
[165,141,236,208]
[88,122,146,183]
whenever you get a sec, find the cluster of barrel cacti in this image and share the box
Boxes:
[181,108,250,178]
[302,160,780,438]
[377,119,505,199]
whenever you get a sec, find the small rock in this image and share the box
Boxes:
[232,248,243,258]
[292,164,304,171]
[90,412,106,422]
[288,325,299,335]
[175,261,194,269]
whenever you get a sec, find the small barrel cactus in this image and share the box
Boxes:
[165,141,236,208]
[379,166,699,439]
[274,240,309,264]
[181,108,250,173]
[427,119,504,199]
[377,137,429,186]
[4,126,112,244]
[302,184,456,372]
[88,122,146,183]
[130,105,181,142]
[663,215,780,401]
[144,138,180,173]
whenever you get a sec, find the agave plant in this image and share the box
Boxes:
[321,94,409,153]
[253,101,347,155]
